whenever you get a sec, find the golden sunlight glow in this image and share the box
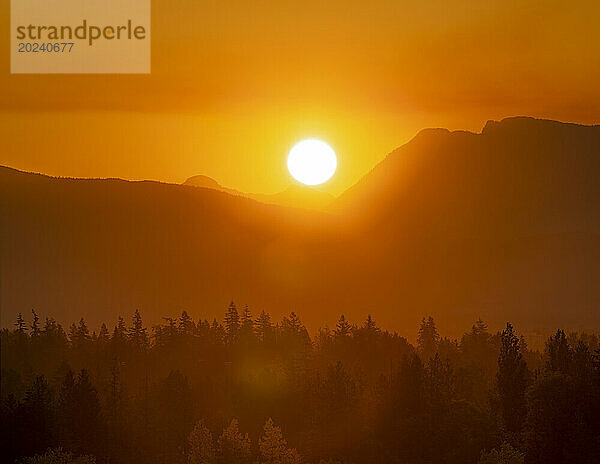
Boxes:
[287,139,337,186]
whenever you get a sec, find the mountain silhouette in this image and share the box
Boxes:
[183,175,335,211]
[2,117,599,334]
[334,117,600,237]
[183,175,222,190]
[329,116,600,331]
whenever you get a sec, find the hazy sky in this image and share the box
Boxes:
[1,0,599,195]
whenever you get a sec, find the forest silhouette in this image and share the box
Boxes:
[2,305,599,464]
[2,117,600,463]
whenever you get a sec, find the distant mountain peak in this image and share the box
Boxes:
[481,116,596,135]
[414,127,451,139]
[482,116,537,132]
[182,174,334,211]
[183,175,222,190]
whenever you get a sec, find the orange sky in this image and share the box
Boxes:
[1,0,599,195]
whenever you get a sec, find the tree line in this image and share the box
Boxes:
[1,304,600,464]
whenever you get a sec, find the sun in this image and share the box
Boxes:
[287,139,337,186]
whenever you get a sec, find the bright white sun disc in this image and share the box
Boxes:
[287,139,337,186]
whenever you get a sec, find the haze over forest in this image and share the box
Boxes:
[2,117,599,337]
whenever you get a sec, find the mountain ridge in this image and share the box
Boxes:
[183,173,335,211]
[2,116,599,334]
[332,117,600,233]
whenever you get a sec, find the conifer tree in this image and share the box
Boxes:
[30,309,41,337]
[472,318,488,336]
[545,329,572,374]
[478,441,524,464]
[42,317,67,343]
[211,318,226,343]
[497,323,529,445]
[187,420,214,464]
[364,314,379,333]
[43,317,55,333]
[15,312,27,334]
[259,418,301,464]
[281,312,308,341]
[334,315,352,337]
[68,323,78,342]
[218,419,252,463]
[78,318,89,339]
[224,301,240,341]
[115,316,127,337]
[256,310,273,343]
[571,339,593,381]
[158,317,178,345]
[112,316,128,351]
[129,309,148,348]
[97,323,110,344]
[179,311,195,336]
[316,326,333,348]
[70,319,90,348]
[241,305,253,331]
[21,448,96,464]
[417,316,440,360]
